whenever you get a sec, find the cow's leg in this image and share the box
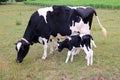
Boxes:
[65,50,72,63]
[42,38,48,60]
[48,39,54,54]
[83,46,90,66]
[90,49,93,65]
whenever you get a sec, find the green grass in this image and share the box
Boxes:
[0,3,120,80]
[24,0,120,9]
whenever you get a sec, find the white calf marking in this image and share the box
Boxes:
[16,42,22,52]
[68,37,72,41]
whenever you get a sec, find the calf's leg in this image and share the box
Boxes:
[83,46,91,66]
[71,48,76,62]
[65,50,72,63]
[90,49,93,65]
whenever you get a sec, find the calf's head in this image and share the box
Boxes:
[15,39,30,63]
[57,39,68,52]
[57,42,64,52]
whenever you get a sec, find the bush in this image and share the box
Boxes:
[0,0,8,4]
[0,0,8,2]
[24,0,120,9]
[15,0,24,2]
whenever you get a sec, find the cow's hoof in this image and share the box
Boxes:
[65,61,68,63]
[85,56,87,60]
[71,59,73,62]
[42,56,47,60]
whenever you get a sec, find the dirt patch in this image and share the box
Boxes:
[82,76,105,80]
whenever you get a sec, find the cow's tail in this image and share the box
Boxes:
[94,11,107,37]
[90,35,97,48]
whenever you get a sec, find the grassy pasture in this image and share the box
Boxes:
[0,3,120,80]
[24,0,120,9]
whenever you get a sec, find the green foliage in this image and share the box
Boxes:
[24,0,120,9]
[15,0,24,2]
[0,0,8,2]
[0,0,8,3]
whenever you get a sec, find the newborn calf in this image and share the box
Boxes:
[57,34,96,66]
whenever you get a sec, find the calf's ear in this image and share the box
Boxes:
[57,41,59,45]
[57,43,60,46]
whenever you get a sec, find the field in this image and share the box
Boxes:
[0,3,120,80]
[24,0,120,9]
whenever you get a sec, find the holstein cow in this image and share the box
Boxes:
[15,5,79,63]
[57,34,96,66]
[70,6,107,36]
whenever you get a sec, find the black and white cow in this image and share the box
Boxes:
[57,34,96,66]
[15,5,79,63]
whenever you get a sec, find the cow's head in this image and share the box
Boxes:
[15,38,30,63]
